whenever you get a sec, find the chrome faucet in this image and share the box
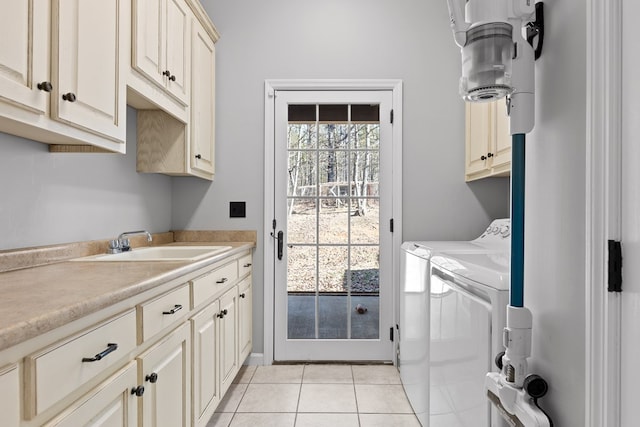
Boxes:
[108,230,153,253]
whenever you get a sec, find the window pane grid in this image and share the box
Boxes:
[287,103,380,340]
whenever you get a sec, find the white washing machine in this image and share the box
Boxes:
[429,250,510,427]
[399,219,510,426]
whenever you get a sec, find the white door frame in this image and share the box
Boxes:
[263,79,403,365]
[585,0,622,425]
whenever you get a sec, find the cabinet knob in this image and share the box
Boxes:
[62,92,76,102]
[217,309,228,318]
[240,293,246,298]
[195,154,202,159]
[37,81,53,92]
[487,152,494,158]
[480,155,487,161]
[131,386,145,397]
[169,75,176,82]
[145,372,158,383]
[163,70,171,77]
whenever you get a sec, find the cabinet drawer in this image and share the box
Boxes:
[238,254,252,277]
[192,261,238,308]
[139,284,190,342]
[25,310,137,418]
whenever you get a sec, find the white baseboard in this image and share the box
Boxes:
[243,353,265,366]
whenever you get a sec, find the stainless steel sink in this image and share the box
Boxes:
[73,245,232,262]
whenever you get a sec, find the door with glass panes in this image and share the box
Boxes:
[273,90,394,361]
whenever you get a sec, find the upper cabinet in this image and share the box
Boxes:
[136,3,219,181]
[190,16,216,177]
[465,100,511,182]
[0,2,49,116]
[0,0,127,153]
[51,0,127,144]
[132,0,191,107]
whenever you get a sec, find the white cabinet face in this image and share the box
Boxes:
[0,1,49,115]
[190,18,216,176]
[138,323,191,427]
[0,365,20,427]
[52,0,126,142]
[44,363,138,427]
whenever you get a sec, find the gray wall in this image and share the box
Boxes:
[524,1,587,425]
[0,107,172,250]
[174,0,510,357]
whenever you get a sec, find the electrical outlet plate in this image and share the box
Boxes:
[230,201,246,218]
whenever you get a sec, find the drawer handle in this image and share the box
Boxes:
[162,304,183,315]
[145,372,158,383]
[217,309,228,319]
[216,278,228,284]
[240,293,246,298]
[131,386,145,397]
[243,263,252,268]
[82,343,118,362]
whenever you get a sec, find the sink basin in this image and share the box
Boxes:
[74,246,232,262]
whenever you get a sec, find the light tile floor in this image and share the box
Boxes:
[207,364,421,427]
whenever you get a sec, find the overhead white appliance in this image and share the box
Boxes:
[399,219,510,426]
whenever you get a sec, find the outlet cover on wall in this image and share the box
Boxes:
[230,201,246,218]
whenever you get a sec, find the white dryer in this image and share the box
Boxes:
[429,250,510,427]
[399,219,510,426]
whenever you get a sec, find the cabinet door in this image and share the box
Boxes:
[238,277,253,364]
[44,362,139,427]
[132,0,165,88]
[191,300,221,426]
[138,323,191,427]
[219,286,238,396]
[52,0,126,143]
[491,99,512,170]
[0,364,20,427]
[465,102,491,177]
[165,0,190,104]
[190,18,216,177]
[0,1,49,115]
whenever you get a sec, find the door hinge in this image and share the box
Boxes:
[390,218,394,233]
[608,240,622,292]
[390,326,394,342]
[390,109,394,124]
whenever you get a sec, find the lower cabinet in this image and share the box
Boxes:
[191,299,221,427]
[44,362,139,427]
[238,276,253,364]
[0,364,20,427]
[0,249,252,427]
[219,286,238,397]
[138,322,191,427]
